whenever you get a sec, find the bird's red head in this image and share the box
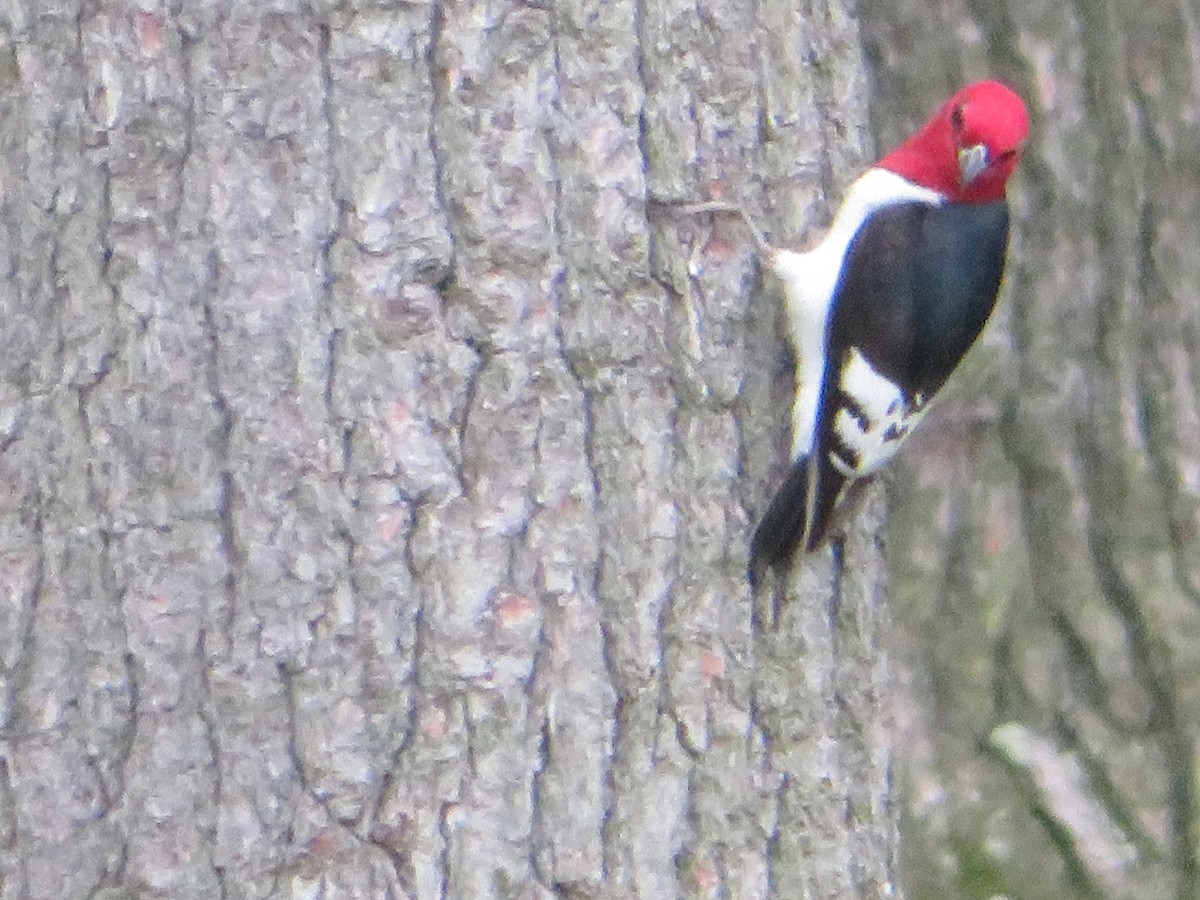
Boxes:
[876,80,1029,203]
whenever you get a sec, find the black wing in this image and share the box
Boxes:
[750,200,1010,576]
[830,200,1010,398]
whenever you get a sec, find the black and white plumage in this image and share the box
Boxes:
[748,81,1029,579]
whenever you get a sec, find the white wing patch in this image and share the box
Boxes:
[829,347,926,478]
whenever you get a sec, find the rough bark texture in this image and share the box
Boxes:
[860,1,1200,898]
[0,3,897,898]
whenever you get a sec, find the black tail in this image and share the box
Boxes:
[748,454,844,585]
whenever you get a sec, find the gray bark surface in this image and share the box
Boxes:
[860,0,1200,897]
[0,2,898,898]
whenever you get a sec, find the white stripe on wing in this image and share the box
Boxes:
[829,347,926,477]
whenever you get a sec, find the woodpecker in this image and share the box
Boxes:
[748,80,1029,580]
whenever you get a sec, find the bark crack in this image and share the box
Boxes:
[543,4,616,886]
[764,768,788,896]
[427,0,458,274]
[201,256,239,650]
[170,0,200,235]
[527,707,553,889]
[0,490,44,890]
[173,17,230,895]
[366,583,424,895]
[454,338,488,497]
[315,20,345,456]
[196,626,228,900]
[313,21,366,714]
[76,136,139,825]
[278,660,311,794]
[631,0,654,200]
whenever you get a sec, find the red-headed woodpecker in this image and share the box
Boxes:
[749,80,1029,580]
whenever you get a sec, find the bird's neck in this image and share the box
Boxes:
[877,120,1008,204]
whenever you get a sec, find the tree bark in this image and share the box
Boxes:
[0,2,896,897]
[861,1,1200,897]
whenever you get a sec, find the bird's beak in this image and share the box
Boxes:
[957,143,989,186]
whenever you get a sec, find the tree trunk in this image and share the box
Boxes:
[0,2,896,897]
[861,1,1200,897]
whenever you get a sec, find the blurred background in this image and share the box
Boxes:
[858,1,1200,897]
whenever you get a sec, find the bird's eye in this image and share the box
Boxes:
[949,104,966,132]
[998,148,1019,162]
